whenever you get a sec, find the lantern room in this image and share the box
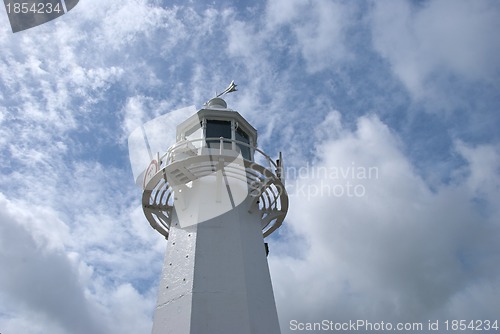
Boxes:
[175,97,257,161]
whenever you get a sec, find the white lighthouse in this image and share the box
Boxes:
[129,87,288,334]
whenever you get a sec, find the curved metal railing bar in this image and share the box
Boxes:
[142,137,288,239]
[159,137,281,175]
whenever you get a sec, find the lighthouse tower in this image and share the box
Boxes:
[134,90,288,334]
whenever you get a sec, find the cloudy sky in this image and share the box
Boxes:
[1,0,499,333]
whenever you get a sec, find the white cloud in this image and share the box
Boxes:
[455,140,500,202]
[371,0,500,100]
[266,0,352,73]
[0,178,159,333]
[0,194,107,334]
[271,112,500,332]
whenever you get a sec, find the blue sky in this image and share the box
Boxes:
[1,0,499,333]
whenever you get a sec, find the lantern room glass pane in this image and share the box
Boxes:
[206,120,231,149]
[236,127,251,160]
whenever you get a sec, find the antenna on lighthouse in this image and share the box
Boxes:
[215,80,238,98]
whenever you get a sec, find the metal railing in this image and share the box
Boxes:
[142,136,288,239]
[158,137,283,180]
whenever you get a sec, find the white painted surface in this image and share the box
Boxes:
[190,197,280,334]
[174,164,249,228]
[149,100,283,333]
[152,196,281,334]
[152,218,196,334]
